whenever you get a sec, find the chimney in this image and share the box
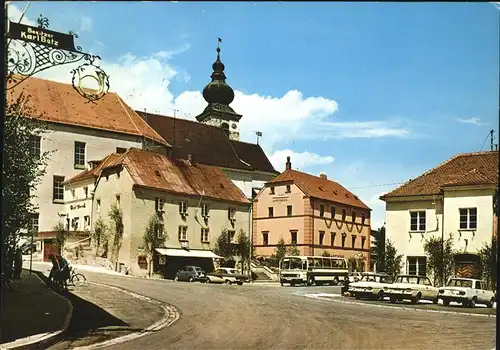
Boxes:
[320,172,327,180]
[285,156,291,170]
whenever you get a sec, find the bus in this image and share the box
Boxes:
[279,255,348,286]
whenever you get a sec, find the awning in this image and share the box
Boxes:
[155,248,222,259]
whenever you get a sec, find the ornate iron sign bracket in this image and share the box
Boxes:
[6,20,110,103]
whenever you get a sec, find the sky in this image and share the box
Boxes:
[7,2,500,230]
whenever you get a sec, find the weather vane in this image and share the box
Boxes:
[6,13,110,103]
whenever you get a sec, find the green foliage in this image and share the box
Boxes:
[423,234,456,286]
[3,92,50,276]
[274,236,288,263]
[290,245,301,256]
[109,202,124,261]
[371,226,386,272]
[143,213,166,276]
[478,237,497,290]
[92,217,107,257]
[36,14,49,29]
[54,221,70,253]
[385,239,404,280]
[214,229,236,259]
[236,230,251,274]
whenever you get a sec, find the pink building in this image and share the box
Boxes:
[253,157,372,270]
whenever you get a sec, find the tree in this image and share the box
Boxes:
[371,226,386,272]
[321,251,331,257]
[423,234,455,287]
[54,221,70,254]
[236,230,251,274]
[385,239,403,280]
[3,92,50,277]
[109,202,124,261]
[214,229,236,260]
[143,214,166,277]
[91,217,107,257]
[274,237,288,262]
[290,245,301,256]
[478,237,497,290]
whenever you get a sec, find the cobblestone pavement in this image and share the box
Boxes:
[73,271,496,350]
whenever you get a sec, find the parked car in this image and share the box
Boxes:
[437,277,495,308]
[206,267,249,285]
[387,275,438,304]
[174,266,207,283]
[20,242,37,255]
[348,271,363,283]
[349,273,393,300]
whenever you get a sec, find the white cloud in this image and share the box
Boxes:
[7,3,35,26]
[79,16,93,33]
[456,117,486,126]
[492,2,500,10]
[269,149,334,172]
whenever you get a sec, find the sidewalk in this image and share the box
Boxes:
[0,269,72,349]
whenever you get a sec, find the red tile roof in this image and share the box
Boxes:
[100,148,250,204]
[63,153,123,185]
[269,169,370,210]
[380,151,499,200]
[7,75,169,146]
[139,111,277,174]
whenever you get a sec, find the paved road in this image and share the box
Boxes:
[76,271,495,350]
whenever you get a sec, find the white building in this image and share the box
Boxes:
[8,75,170,260]
[65,147,251,277]
[380,151,498,279]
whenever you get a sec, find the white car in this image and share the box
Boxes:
[437,277,495,308]
[348,271,363,283]
[349,273,393,300]
[387,275,438,304]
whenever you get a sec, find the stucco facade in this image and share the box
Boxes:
[253,181,371,269]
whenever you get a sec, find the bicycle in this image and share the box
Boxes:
[69,267,86,287]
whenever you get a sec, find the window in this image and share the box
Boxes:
[351,235,357,248]
[31,213,39,233]
[459,208,477,229]
[83,186,89,198]
[352,211,356,222]
[319,204,325,217]
[116,147,127,154]
[342,209,346,221]
[270,186,275,194]
[263,232,269,245]
[361,236,366,249]
[53,176,64,202]
[96,199,101,213]
[202,204,210,217]
[285,184,291,193]
[341,233,346,247]
[330,232,336,247]
[115,195,121,208]
[84,215,90,229]
[155,223,164,238]
[71,217,80,230]
[178,226,188,241]
[319,231,325,245]
[71,189,76,199]
[474,281,481,290]
[361,213,366,224]
[268,207,274,218]
[179,201,188,215]
[290,230,298,245]
[407,256,427,276]
[287,205,293,216]
[228,207,236,220]
[201,228,210,242]
[410,211,426,231]
[74,141,86,167]
[155,197,165,212]
[30,135,41,159]
[330,206,335,219]
[228,230,236,243]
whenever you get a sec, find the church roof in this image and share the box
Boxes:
[138,111,278,174]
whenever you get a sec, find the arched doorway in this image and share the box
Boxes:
[454,253,481,279]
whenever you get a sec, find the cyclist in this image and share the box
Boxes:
[56,255,71,291]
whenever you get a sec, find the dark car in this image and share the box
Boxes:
[174,266,207,283]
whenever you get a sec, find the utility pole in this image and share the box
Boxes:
[491,129,494,151]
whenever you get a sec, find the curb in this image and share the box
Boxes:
[304,293,497,318]
[71,281,180,350]
[0,272,74,350]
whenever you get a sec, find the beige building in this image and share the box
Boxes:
[253,157,372,270]
[380,151,498,279]
[66,147,251,277]
[7,76,170,260]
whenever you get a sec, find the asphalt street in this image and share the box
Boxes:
[72,270,496,350]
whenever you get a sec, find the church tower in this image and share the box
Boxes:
[195,40,242,141]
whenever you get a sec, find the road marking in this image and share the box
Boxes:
[72,282,180,350]
[304,293,497,318]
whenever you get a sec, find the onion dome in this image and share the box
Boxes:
[202,47,235,105]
